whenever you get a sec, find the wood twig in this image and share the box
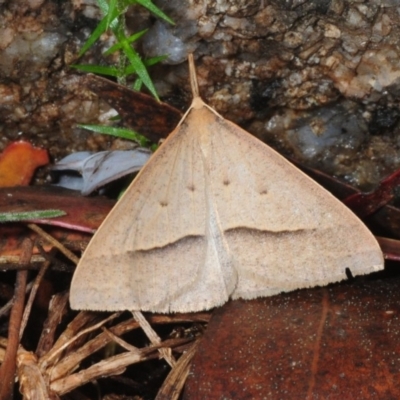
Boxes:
[155,339,200,400]
[0,238,32,400]
[19,247,56,339]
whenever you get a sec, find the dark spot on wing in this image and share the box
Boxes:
[187,184,196,191]
[345,267,354,280]
[160,201,168,207]
[223,179,230,186]
[259,189,268,195]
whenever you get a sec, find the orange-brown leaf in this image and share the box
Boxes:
[0,141,49,187]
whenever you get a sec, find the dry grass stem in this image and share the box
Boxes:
[48,317,140,382]
[9,294,206,398]
[102,327,141,353]
[28,223,80,265]
[39,312,121,370]
[0,231,210,398]
[17,348,57,400]
[50,337,193,395]
[36,291,70,357]
[38,311,100,370]
[132,310,176,367]
[0,281,33,318]
[155,340,199,400]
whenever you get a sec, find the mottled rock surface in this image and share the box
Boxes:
[2,0,400,188]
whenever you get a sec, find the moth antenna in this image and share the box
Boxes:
[188,53,200,99]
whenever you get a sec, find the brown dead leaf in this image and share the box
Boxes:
[84,74,183,143]
[0,186,114,232]
[0,186,115,267]
[184,279,400,399]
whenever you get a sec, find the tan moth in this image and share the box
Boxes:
[70,55,384,313]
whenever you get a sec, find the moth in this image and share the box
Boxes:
[70,55,384,313]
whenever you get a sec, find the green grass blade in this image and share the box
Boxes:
[79,15,109,57]
[0,210,66,223]
[97,0,109,14]
[79,124,151,146]
[132,0,174,24]
[117,36,159,99]
[133,78,142,91]
[103,29,148,56]
[106,0,118,29]
[79,7,121,57]
[72,54,167,80]
[144,55,168,66]
[123,55,167,76]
